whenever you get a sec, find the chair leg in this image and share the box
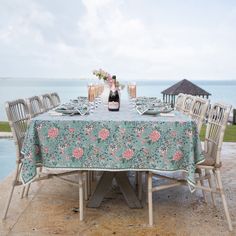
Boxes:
[198,169,207,203]
[215,169,233,231]
[2,184,16,220]
[148,172,153,226]
[78,171,84,221]
[206,170,215,206]
[25,184,31,197]
[20,186,25,199]
[2,163,21,220]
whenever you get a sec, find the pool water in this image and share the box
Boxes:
[0,139,15,181]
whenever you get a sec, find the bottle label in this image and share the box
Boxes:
[108,101,119,110]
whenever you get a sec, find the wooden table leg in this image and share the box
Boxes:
[87,171,142,209]
[87,172,115,208]
[115,172,142,208]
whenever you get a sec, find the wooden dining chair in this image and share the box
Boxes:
[189,97,210,133]
[50,92,61,107]
[195,102,233,231]
[146,102,233,231]
[175,93,186,111]
[3,99,84,221]
[40,93,54,111]
[26,96,44,118]
[181,94,195,114]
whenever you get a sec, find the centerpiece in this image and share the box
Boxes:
[93,69,113,87]
[92,69,117,105]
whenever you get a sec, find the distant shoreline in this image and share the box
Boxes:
[1,77,236,84]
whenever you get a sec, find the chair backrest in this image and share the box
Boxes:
[26,96,44,118]
[50,92,60,107]
[5,99,30,160]
[204,102,232,166]
[41,94,54,111]
[189,97,210,132]
[181,94,195,114]
[175,93,186,111]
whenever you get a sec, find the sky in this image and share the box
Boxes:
[0,0,236,81]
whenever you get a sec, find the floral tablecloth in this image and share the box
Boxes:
[21,102,204,187]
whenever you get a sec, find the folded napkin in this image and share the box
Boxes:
[159,112,175,117]
[48,110,63,116]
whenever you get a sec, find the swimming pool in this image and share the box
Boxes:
[0,139,15,181]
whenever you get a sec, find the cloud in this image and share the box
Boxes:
[0,0,236,80]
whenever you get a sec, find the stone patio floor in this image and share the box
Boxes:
[0,143,235,236]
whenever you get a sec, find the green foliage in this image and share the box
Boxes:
[0,121,11,132]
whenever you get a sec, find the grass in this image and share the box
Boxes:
[0,121,236,142]
[200,125,236,142]
[0,121,11,132]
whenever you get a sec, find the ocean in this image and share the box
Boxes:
[1,78,236,121]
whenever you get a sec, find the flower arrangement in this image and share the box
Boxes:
[92,69,125,89]
[93,69,113,86]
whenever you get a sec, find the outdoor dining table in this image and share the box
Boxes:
[21,101,204,208]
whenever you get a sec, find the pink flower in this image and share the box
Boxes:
[73,148,84,159]
[149,130,161,142]
[69,128,75,133]
[171,131,177,137]
[48,128,59,138]
[123,149,134,160]
[99,128,110,140]
[173,151,183,161]
[44,147,49,153]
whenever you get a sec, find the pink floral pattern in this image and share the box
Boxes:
[73,148,84,159]
[69,128,75,133]
[123,149,134,160]
[99,128,110,140]
[21,107,204,187]
[48,128,59,138]
[149,130,161,142]
[173,151,183,161]
[171,131,177,137]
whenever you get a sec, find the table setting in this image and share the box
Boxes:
[48,96,93,116]
[131,96,174,116]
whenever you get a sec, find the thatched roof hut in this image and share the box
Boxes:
[161,79,211,105]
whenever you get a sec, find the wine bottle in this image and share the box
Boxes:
[108,75,120,111]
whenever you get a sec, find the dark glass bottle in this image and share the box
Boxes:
[108,75,120,111]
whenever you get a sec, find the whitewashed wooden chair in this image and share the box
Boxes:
[195,102,233,231]
[40,93,54,111]
[26,96,44,118]
[3,99,84,221]
[50,92,61,107]
[181,94,195,114]
[175,93,186,111]
[147,102,233,231]
[189,97,210,133]
[29,94,91,201]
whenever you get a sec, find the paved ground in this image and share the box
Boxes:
[0,143,235,236]
[0,132,13,139]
